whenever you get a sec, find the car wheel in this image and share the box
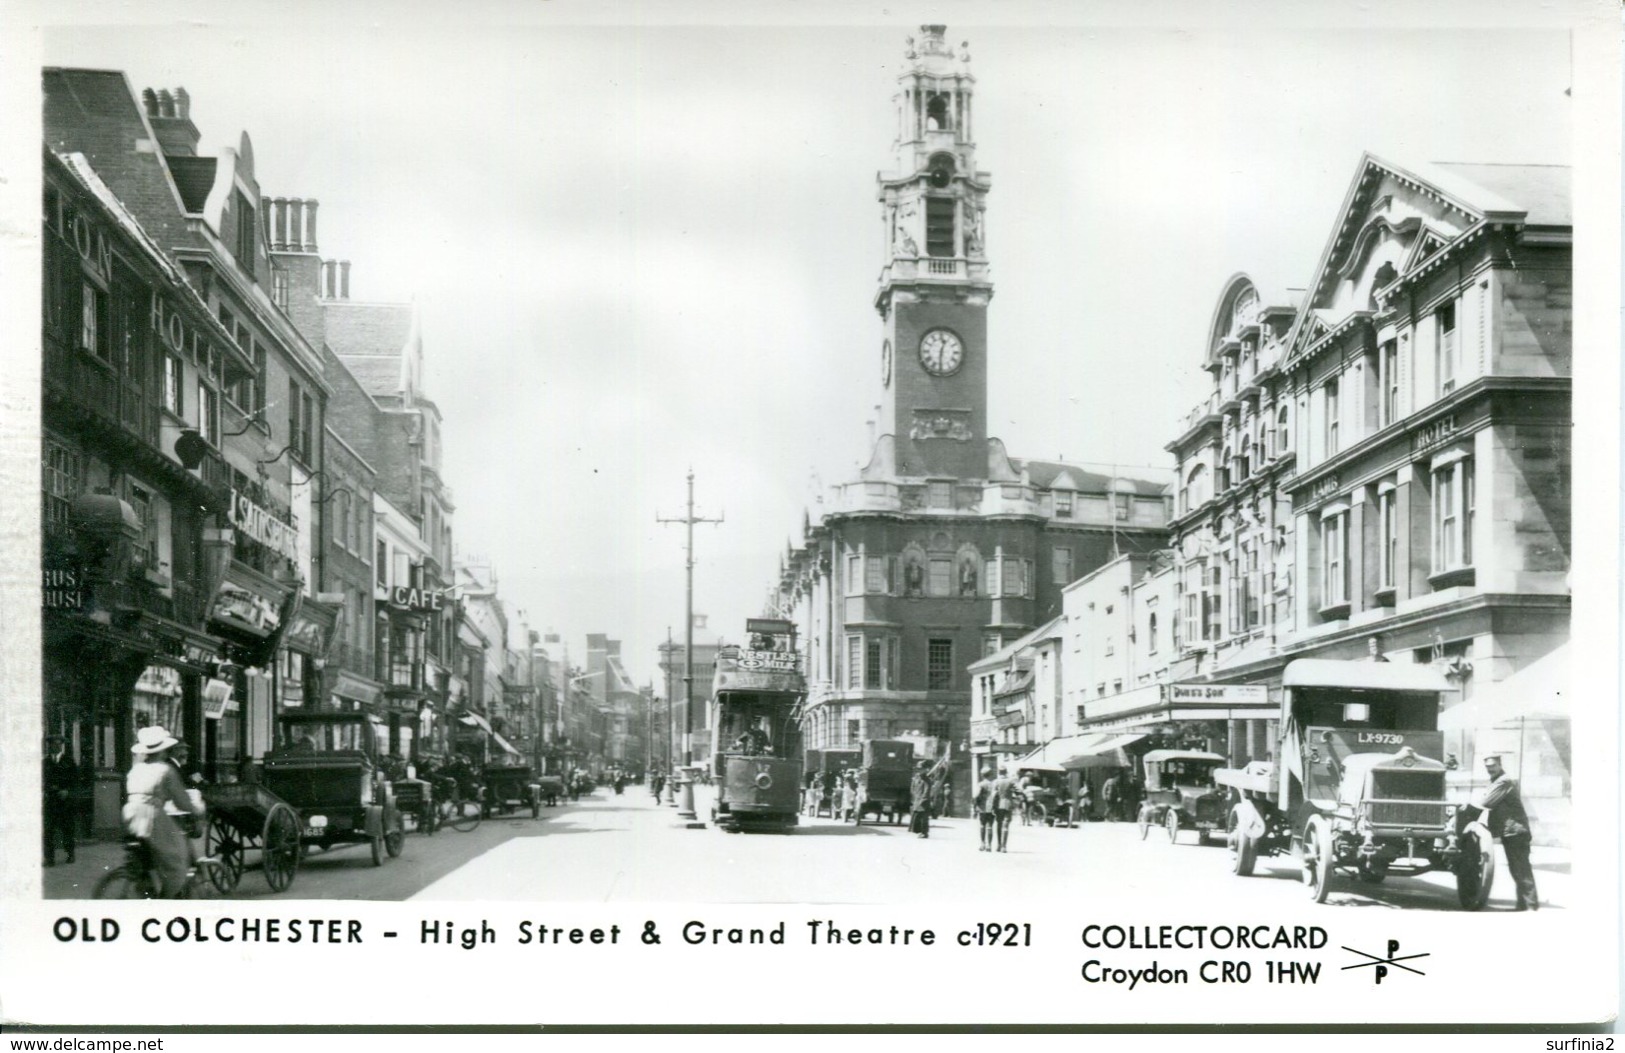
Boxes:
[385,813,405,859]
[1227,806,1257,877]
[370,832,384,867]
[1455,829,1495,911]
[1165,809,1180,844]
[1137,808,1151,840]
[1302,818,1335,903]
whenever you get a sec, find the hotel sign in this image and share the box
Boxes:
[1411,415,1458,457]
[1166,683,1269,705]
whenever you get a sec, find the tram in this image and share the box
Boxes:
[708,618,806,833]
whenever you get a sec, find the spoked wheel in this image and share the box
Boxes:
[207,815,245,894]
[261,804,301,893]
[1165,809,1181,844]
[1227,806,1257,877]
[450,798,482,833]
[1302,818,1335,903]
[1026,801,1047,826]
[1137,807,1151,840]
[94,864,158,900]
[384,811,406,859]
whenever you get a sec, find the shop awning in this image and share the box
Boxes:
[458,710,523,757]
[1017,732,1146,770]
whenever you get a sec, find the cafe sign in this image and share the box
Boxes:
[229,487,299,563]
[390,585,445,613]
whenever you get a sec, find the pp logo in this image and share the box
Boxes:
[1342,939,1430,984]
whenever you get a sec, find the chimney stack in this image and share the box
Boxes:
[340,261,351,299]
[143,85,201,157]
[322,260,336,299]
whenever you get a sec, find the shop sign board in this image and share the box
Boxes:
[1165,683,1269,705]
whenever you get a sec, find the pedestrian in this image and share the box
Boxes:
[164,740,210,867]
[842,770,860,822]
[1466,753,1539,910]
[42,733,78,866]
[1102,769,1123,822]
[1017,769,1035,825]
[122,726,204,897]
[1075,780,1093,823]
[909,761,933,838]
[990,766,1019,852]
[974,767,996,851]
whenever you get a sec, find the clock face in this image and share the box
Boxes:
[918,328,964,376]
[881,340,893,387]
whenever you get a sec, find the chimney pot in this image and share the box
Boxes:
[287,199,305,252]
[157,89,175,118]
[142,88,157,116]
[273,198,288,251]
[175,87,190,121]
[304,199,318,253]
[323,260,336,299]
[340,260,351,299]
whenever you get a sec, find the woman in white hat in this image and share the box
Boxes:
[123,726,205,896]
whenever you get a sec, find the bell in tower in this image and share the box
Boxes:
[871,26,994,482]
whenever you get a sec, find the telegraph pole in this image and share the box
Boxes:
[658,469,722,820]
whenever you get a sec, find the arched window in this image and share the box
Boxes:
[1185,464,1209,510]
[1276,405,1290,453]
[926,94,951,132]
[1239,437,1252,482]
[1218,446,1233,492]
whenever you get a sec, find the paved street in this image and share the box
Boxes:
[45,785,1570,910]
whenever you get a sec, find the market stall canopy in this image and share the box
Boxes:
[1017,732,1146,769]
[1438,644,1570,729]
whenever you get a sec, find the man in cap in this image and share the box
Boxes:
[1464,752,1539,910]
[42,733,79,866]
[909,760,933,838]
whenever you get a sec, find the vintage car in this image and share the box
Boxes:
[483,763,541,818]
[1015,764,1079,827]
[262,712,405,866]
[1136,749,1227,844]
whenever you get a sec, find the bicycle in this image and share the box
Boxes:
[433,779,484,832]
[93,836,225,900]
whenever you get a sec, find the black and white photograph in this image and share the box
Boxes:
[0,0,1618,1033]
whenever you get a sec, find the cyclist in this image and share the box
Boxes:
[123,726,204,896]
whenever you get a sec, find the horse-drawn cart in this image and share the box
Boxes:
[201,782,302,894]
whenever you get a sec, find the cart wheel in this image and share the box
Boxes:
[207,815,245,893]
[385,811,406,859]
[1165,809,1181,844]
[261,804,301,893]
[1137,807,1151,840]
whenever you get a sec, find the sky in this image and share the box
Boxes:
[17,1,1580,688]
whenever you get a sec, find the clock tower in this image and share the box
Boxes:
[874,25,993,480]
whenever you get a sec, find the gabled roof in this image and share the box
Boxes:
[1285,152,1572,364]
